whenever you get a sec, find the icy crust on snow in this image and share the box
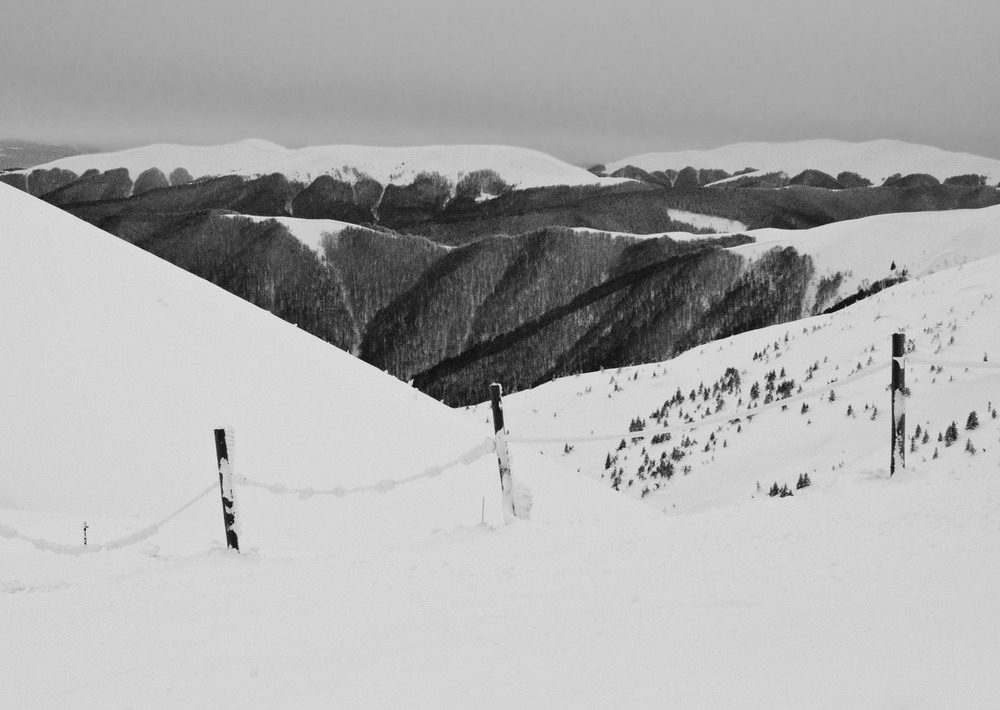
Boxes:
[0,183,646,540]
[605,138,1000,184]
[25,139,632,190]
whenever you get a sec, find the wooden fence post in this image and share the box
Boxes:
[214,428,241,551]
[489,383,517,523]
[891,333,906,476]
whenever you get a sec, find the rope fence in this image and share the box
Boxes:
[6,335,993,555]
[1,437,500,555]
[233,436,496,499]
[0,483,218,556]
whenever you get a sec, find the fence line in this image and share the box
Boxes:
[508,362,891,445]
[233,436,497,499]
[0,483,218,555]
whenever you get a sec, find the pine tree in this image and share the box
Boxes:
[965,439,976,454]
[768,482,780,497]
[966,411,979,430]
[605,452,613,470]
[944,421,959,446]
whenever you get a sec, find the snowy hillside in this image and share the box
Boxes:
[575,204,1000,309]
[499,248,1000,514]
[24,139,629,190]
[221,213,401,256]
[4,184,1000,708]
[0,182,637,532]
[732,204,1000,303]
[605,139,1000,184]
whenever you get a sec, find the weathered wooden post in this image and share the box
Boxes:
[891,333,906,475]
[489,383,517,522]
[213,428,241,551]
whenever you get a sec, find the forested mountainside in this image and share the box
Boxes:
[3,145,998,405]
[91,206,821,404]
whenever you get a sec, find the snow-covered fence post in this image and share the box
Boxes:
[891,332,906,476]
[213,428,241,551]
[489,383,517,522]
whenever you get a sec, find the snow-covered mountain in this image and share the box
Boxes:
[604,139,1000,184]
[23,139,629,190]
[4,182,1000,708]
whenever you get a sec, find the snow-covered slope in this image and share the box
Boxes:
[576,204,1000,307]
[25,139,629,189]
[500,248,1000,515]
[0,182,640,538]
[5,184,1000,708]
[605,139,1000,184]
[737,203,1000,302]
[221,213,394,255]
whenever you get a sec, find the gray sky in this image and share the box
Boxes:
[2,0,998,165]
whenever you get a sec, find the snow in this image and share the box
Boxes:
[23,139,632,190]
[579,204,1000,304]
[605,138,1000,184]
[571,210,748,237]
[731,204,1000,299]
[221,213,368,255]
[4,183,1000,707]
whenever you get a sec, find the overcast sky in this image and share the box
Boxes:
[2,0,998,165]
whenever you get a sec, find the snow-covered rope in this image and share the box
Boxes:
[233,436,497,499]
[0,483,218,555]
[907,355,1000,370]
[508,362,891,445]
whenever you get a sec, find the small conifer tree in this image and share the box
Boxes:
[945,421,959,446]
[966,411,979,430]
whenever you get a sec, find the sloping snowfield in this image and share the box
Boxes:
[3,183,1000,708]
[605,138,1000,184]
